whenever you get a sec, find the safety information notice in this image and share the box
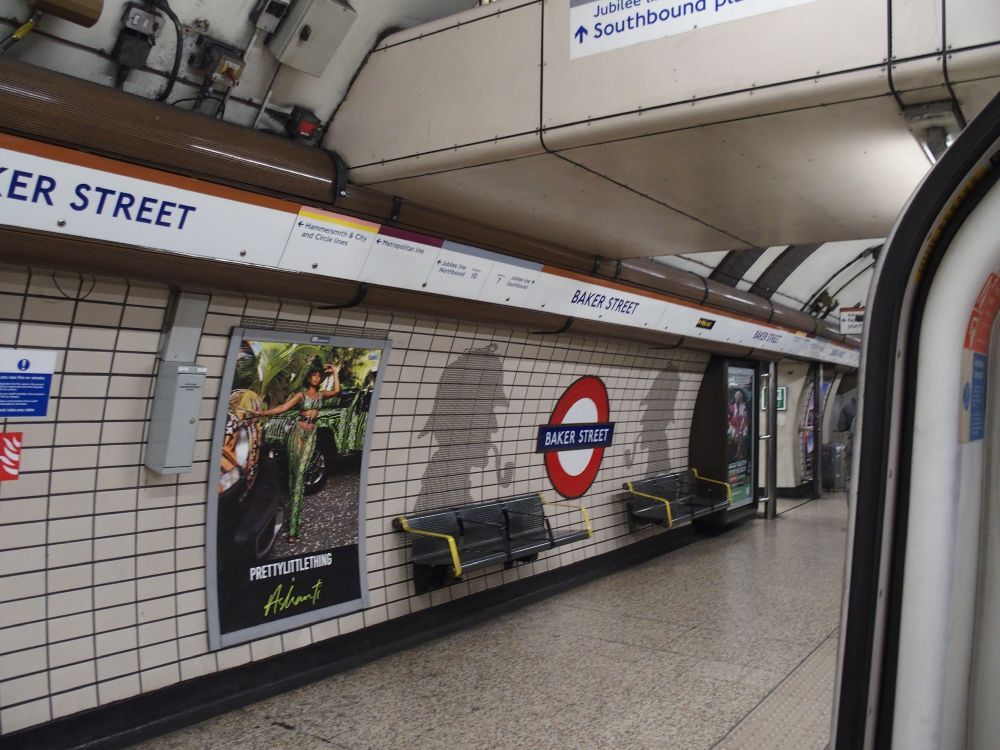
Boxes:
[0,348,56,418]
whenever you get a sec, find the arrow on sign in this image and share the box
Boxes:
[574,26,588,43]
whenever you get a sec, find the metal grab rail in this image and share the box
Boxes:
[691,468,734,507]
[394,516,463,578]
[624,481,675,527]
[539,492,594,538]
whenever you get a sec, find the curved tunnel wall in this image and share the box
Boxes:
[0,258,717,735]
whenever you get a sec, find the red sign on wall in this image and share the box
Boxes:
[540,377,613,498]
[965,273,1000,354]
[0,432,23,481]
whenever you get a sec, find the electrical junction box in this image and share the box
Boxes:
[251,0,292,33]
[267,0,357,77]
[192,36,246,88]
[145,362,207,475]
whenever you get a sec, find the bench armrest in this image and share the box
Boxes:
[691,469,733,507]
[394,516,463,578]
[539,493,593,539]
[625,481,674,528]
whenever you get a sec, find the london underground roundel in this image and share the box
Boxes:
[537,376,614,498]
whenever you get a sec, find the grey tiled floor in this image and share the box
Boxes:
[135,495,847,750]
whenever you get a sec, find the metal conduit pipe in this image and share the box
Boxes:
[0,59,339,203]
[703,278,774,321]
[594,257,826,338]
[0,58,856,350]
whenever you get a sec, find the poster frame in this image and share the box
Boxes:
[206,328,390,650]
[725,361,758,510]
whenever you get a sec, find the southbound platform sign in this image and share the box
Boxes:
[0,348,55,418]
[570,0,820,59]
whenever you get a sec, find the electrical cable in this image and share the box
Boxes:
[0,11,42,55]
[146,0,182,102]
[252,63,282,129]
[170,94,225,108]
[800,243,882,313]
[322,26,403,137]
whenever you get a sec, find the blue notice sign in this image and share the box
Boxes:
[0,349,56,418]
[536,423,615,453]
[969,353,987,442]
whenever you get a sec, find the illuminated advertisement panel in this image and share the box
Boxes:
[725,365,756,508]
[207,329,389,649]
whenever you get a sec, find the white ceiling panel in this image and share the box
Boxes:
[369,153,751,259]
[559,96,930,247]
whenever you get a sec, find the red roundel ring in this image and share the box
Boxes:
[544,376,611,498]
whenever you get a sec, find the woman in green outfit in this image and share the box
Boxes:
[249,361,341,540]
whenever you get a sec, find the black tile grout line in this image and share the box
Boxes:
[0,562,209,600]
[709,623,841,750]
[0,288,168,310]
[94,284,142,730]
[1,621,214,693]
[0,514,207,534]
[31,266,91,732]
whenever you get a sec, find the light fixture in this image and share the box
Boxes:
[904,100,964,163]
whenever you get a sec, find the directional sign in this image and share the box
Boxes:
[570,0,820,60]
[477,255,543,307]
[421,241,496,298]
[278,207,377,279]
[541,376,614,498]
[0,133,859,369]
[839,307,865,335]
[359,226,442,291]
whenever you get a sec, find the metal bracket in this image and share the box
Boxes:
[530,317,573,336]
[388,196,403,224]
[328,149,349,202]
[318,283,369,310]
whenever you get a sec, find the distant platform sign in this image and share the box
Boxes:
[839,307,865,335]
[0,349,56,418]
[570,0,819,60]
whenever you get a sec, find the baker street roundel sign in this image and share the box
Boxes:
[537,376,614,498]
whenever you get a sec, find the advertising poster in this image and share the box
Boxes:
[726,365,755,508]
[207,329,388,649]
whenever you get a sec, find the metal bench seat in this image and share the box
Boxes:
[394,493,592,592]
[624,469,732,530]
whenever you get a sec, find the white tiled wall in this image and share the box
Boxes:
[0,263,707,734]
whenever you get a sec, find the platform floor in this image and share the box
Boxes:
[135,495,848,750]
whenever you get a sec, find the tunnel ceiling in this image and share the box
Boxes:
[2,0,998,269]
[327,1,1000,261]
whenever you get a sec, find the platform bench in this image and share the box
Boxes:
[624,469,732,530]
[394,493,592,592]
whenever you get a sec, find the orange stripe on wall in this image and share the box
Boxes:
[0,132,300,214]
